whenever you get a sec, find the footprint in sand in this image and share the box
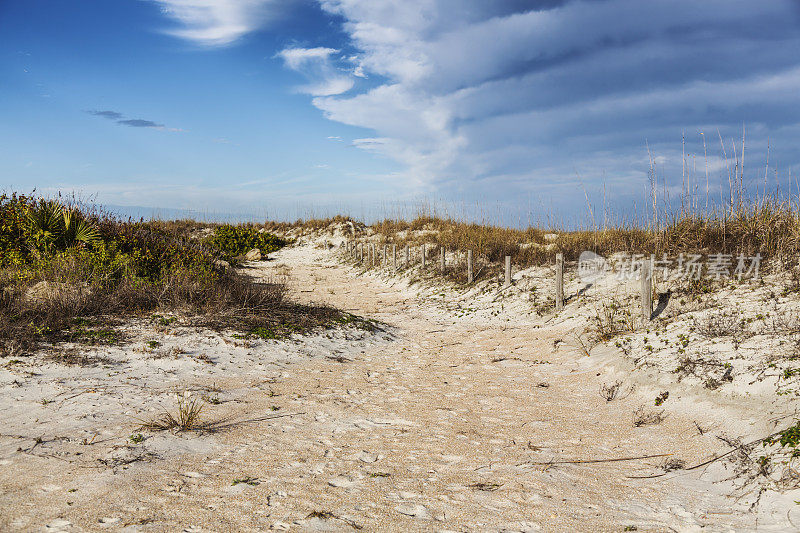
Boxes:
[394,502,431,519]
[44,519,72,532]
[328,476,357,488]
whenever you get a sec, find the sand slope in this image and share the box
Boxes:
[1,240,796,532]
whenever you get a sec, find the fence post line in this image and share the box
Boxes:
[467,250,474,284]
[641,257,653,323]
[405,245,410,267]
[504,256,512,287]
[555,253,564,311]
[393,244,397,270]
[422,244,426,268]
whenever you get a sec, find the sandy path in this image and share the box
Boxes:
[1,243,759,532]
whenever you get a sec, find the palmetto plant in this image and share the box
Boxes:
[25,199,63,251]
[25,200,101,251]
[61,206,101,248]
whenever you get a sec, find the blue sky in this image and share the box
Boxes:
[2,1,800,224]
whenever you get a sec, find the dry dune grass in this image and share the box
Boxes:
[366,198,800,276]
[150,215,360,239]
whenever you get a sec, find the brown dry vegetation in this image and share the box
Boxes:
[362,199,800,283]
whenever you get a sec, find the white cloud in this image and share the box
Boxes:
[151,0,285,46]
[301,0,800,205]
[277,47,354,96]
[278,47,337,69]
[151,0,800,211]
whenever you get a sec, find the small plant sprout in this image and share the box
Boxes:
[660,457,685,472]
[633,406,666,427]
[600,381,623,402]
[232,476,259,486]
[654,391,669,406]
[139,391,209,432]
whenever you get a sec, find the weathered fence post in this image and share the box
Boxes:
[504,256,512,287]
[393,244,397,270]
[359,243,363,263]
[440,247,446,272]
[555,253,564,311]
[422,244,426,268]
[641,257,652,323]
[467,250,473,284]
[371,244,375,267]
[405,245,410,267]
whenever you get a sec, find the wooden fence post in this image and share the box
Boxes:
[405,245,410,267]
[360,243,363,263]
[440,247,446,272]
[393,244,397,270]
[555,253,564,311]
[504,256,512,287]
[371,244,375,267]
[641,257,652,323]
[421,244,426,268]
[467,250,473,283]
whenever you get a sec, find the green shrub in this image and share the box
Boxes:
[205,225,288,263]
[0,193,35,266]
[765,421,800,455]
[0,195,344,355]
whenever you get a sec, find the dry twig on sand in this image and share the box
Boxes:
[518,452,673,467]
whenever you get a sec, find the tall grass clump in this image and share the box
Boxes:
[366,194,800,283]
[359,132,800,277]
